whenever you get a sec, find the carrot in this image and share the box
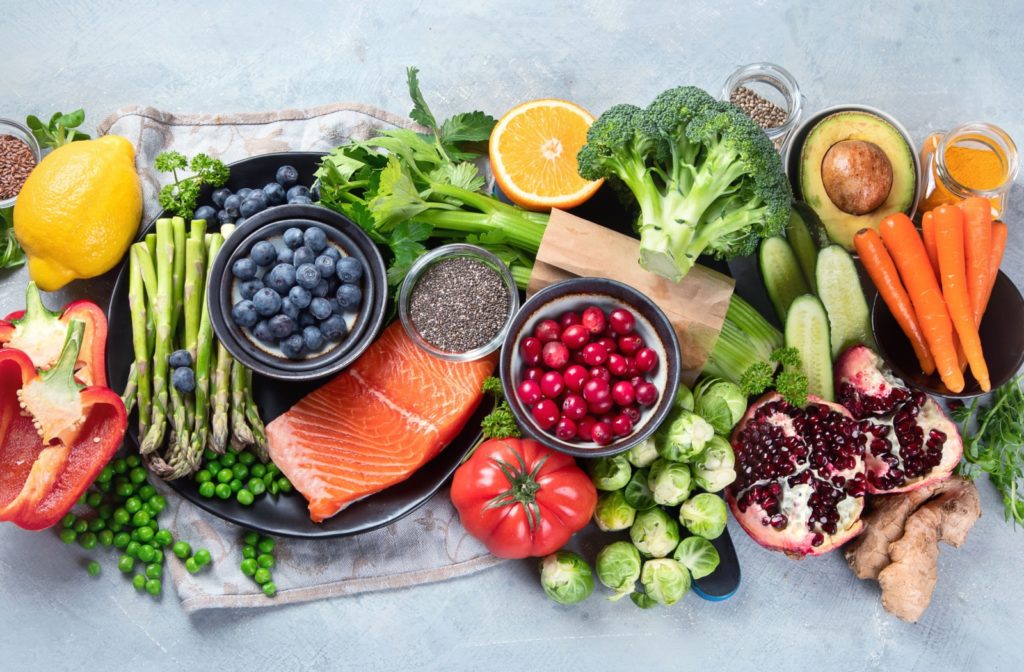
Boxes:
[879,213,964,393]
[959,197,993,325]
[854,228,936,375]
[933,205,990,391]
[979,220,1008,321]
[921,211,941,282]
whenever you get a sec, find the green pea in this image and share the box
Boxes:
[154,549,164,565]
[109,522,124,533]
[145,578,161,596]
[236,489,254,506]
[257,553,275,569]
[126,454,141,468]
[136,526,154,543]
[258,536,275,554]
[240,558,257,576]
[203,448,216,461]
[86,491,103,508]
[172,541,191,559]
[137,544,155,563]
[96,480,112,493]
[242,544,256,560]
[232,463,249,480]
[112,458,128,474]
[266,463,280,477]
[113,507,130,525]
[243,531,260,546]
[262,473,275,488]
[132,574,146,591]
[250,464,266,478]
[268,481,280,497]
[154,530,173,547]
[97,504,113,520]
[145,563,162,580]
[77,492,89,506]
[113,532,131,549]
[228,478,242,494]
[148,495,166,513]
[206,460,221,476]
[220,453,236,467]
[118,555,135,573]
[215,483,231,500]
[238,451,255,466]
[61,513,76,529]
[261,582,277,598]
[125,541,141,558]
[193,549,211,566]
[253,568,271,585]
[72,519,88,534]
[115,481,134,498]
[184,557,200,574]
[98,530,114,547]
[137,484,156,501]
[277,478,294,494]
[86,561,101,577]
[88,517,106,532]
[198,482,216,498]
[147,519,159,531]
[195,469,212,484]
[59,529,77,544]
[124,497,142,514]
[130,528,141,542]
[247,478,266,496]
[216,468,233,484]
[131,510,151,527]
[97,465,114,483]
[78,532,97,549]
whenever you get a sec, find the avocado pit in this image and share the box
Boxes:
[821,140,893,215]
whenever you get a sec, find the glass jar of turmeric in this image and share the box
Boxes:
[919,122,1018,217]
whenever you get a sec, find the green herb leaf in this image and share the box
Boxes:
[439,111,497,145]
[26,109,91,149]
[406,66,438,131]
[0,207,26,269]
[385,220,432,286]
[370,157,433,231]
[153,151,229,219]
[56,109,86,129]
[154,151,188,173]
[427,162,485,193]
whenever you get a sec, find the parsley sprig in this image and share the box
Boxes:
[154,151,230,220]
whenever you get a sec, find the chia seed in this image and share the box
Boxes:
[409,257,509,353]
[730,86,789,130]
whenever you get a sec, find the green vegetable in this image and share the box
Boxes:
[86,561,101,577]
[592,490,637,532]
[690,435,737,493]
[576,87,791,282]
[815,245,875,358]
[786,204,826,292]
[595,541,642,601]
[145,578,161,596]
[172,541,191,559]
[589,454,631,491]
[704,294,783,388]
[622,468,656,511]
[739,346,808,407]
[240,558,257,577]
[647,459,692,506]
[759,235,810,322]
[673,536,720,579]
[253,568,271,585]
[625,437,658,468]
[655,410,714,462]
[629,508,680,558]
[154,152,230,220]
[194,548,212,566]
[539,551,594,605]
[477,377,521,440]
[25,109,90,149]
[132,574,146,591]
[674,385,694,412]
[692,377,746,435]
[633,558,691,607]
[0,207,25,269]
[679,493,728,540]
[785,295,833,401]
[118,555,135,574]
[262,582,277,598]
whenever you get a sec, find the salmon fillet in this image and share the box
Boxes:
[267,323,495,522]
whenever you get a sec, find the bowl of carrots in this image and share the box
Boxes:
[858,198,1024,398]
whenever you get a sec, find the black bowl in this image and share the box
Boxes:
[209,204,387,381]
[500,278,681,457]
[872,270,1024,398]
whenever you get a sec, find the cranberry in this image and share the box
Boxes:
[570,350,587,365]
[562,393,588,421]
[554,417,578,440]
[560,324,590,350]
[540,371,565,398]
[606,353,629,377]
[624,357,638,377]
[563,365,588,392]
[635,348,659,374]
[635,381,659,406]
[629,376,644,388]
[611,380,636,406]
[581,342,608,366]
[541,341,569,369]
[611,413,634,437]
[595,336,618,354]
[622,405,641,424]
[577,415,597,441]
[523,366,544,382]
[588,397,615,415]
[588,366,611,382]
[581,306,606,334]
[591,421,614,446]
[609,308,635,335]
[519,337,542,366]
[583,377,611,404]
[531,399,560,429]
[618,334,644,355]
[534,319,562,343]
[517,379,542,405]
[558,311,581,329]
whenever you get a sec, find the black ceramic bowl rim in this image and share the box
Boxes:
[871,270,1024,399]
[500,277,682,458]
[208,204,387,381]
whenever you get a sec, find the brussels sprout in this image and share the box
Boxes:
[674,384,694,412]
[623,468,656,511]
[629,508,681,558]
[636,558,691,606]
[679,493,728,540]
[593,491,637,532]
[596,541,642,600]
[673,536,720,579]
[589,454,631,491]
[655,411,714,462]
[690,435,737,493]
[647,459,693,507]
[626,437,658,468]
[539,551,594,605]
[693,378,747,435]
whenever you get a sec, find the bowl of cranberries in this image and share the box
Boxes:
[500,278,681,457]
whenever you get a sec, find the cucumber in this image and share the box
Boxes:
[786,206,822,292]
[785,295,834,401]
[759,236,810,322]
[815,245,876,359]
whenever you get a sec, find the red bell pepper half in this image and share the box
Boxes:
[0,320,126,531]
[0,281,108,387]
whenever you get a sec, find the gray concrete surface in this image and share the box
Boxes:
[1,1,1023,670]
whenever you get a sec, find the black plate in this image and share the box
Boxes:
[106,151,484,538]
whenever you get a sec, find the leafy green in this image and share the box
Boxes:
[738,346,808,406]
[25,109,91,149]
[478,376,521,440]
[154,151,230,220]
[0,207,25,269]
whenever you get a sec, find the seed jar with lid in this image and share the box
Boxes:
[918,122,1018,217]
[721,62,803,152]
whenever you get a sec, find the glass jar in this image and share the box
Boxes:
[918,122,1018,217]
[721,62,803,152]
[0,118,42,208]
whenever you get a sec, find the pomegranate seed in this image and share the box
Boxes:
[540,371,565,398]
[589,366,611,382]
[622,405,641,424]
[581,306,606,334]
[558,311,581,328]
[534,319,562,343]
[542,341,569,369]
[517,380,542,405]
[563,365,588,392]
[618,334,643,355]
[560,324,590,350]
[595,336,618,354]
[581,342,608,366]
[519,337,542,366]
[634,348,659,374]
[608,308,635,335]
[591,421,614,446]
[583,378,611,404]
[523,366,544,382]
[562,394,588,421]
[531,399,559,429]
[588,397,615,415]
[606,353,629,377]
[555,417,578,440]
[611,380,636,406]
[577,416,597,441]
[611,413,634,437]
[635,382,659,406]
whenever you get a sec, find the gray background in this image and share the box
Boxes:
[1,1,1022,670]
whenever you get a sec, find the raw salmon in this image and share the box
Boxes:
[267,322,495,522]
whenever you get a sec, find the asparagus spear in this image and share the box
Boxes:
[211,342,232,453]
[230,359,256,446]
[243,369,268,462]
[142,218,174,455]
[121,363,138,415]
[170,217,187,337]
[128,245,151,438]
[190,232,223,469]
[145,233,157,261]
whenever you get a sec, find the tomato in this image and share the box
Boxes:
[451,438,597,559]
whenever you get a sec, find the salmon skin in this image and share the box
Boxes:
[267,323,495,522]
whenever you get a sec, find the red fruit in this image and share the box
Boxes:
[581,306,606,334]
[618,334,644,355]
[606,353,629,377]
[540,371,565,399]
[595,336,618,354]
[727,392,867,557]
[563,365,588,392]
[635,382,659,406]
[534,319,562,343]
[582,378,610,404]
[570,350,587,365]
[559,311,581,329]
[531,399,560,429]
[542,341,569,369]
[621,405,641,424]
[629,375,643,388]
[560,324,590,350]
[577,415,597,441]
[608,308,635,335]
[611,380,635,406]
[581,342,608,366]
[624,357,638,377]
[520,337,542,366]
[835,345,962,494]
[591,421,614,446]
[555,417,577,440]
[524,367,545,382]
[588,366,610,382]
[517,379,543,405]
[611,413,634,437]
[588,397,614,416]
[634,347,659,374]
[562,393,588,421]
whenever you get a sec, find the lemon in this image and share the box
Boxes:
[14,135,142,291]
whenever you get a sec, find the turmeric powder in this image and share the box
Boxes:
[920,134,1009,212]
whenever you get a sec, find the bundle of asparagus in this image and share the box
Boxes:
[125,217,267,480]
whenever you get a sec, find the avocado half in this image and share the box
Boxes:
[799,111,916,250]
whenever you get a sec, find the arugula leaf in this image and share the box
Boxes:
[0,207,25,269]
[405,67,439,130]
[26,108,91,149]
[439,111,497,145]
[385,220,433,286]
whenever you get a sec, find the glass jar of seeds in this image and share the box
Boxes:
[399,244,520,362]
[0,118,41,208]
[721,62,803,152]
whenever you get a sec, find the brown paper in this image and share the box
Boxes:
[529,209,735,386]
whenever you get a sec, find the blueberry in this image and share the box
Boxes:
[335,283,362,310]
[289,195,313,205]
[236,188,253,201]
[268,314,297,339]
[168,349,192,368]
[311,279,330,298]
[293,245,315,267]
[302,326,325,352]
[250,240,277,267]
[286,185,309,202]
[303,226,328,253]
[252,320,274,343]
[279,297,300,320]
[252,288,282,317]
[328,298,342,315]
[310,182,321,201]
[283,227,304,249]
[212,188,232,208]
[231,300,259,328]
[335,256,364,284]
[264,264,296,294]
[194,205,218,224]
[276,246,294,264]
[223,194,242,218]
[295,263,321,290]
[276,165,299,189]
[231,257,258,280]
[240,194,267,218]
[280,334,304,359]
[321,246,341,261]
[309,297,332,320]
[264,182,286,205]
[217,209,233,225]
[237,279,264,300]
[313,254,336,280]
[288,285,312,309]
[320,314,348,340]
[172,367,196,393]
[298,310,317,328]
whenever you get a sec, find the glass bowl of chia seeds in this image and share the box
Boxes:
[721,62,803,152]
[0,118,41,208]
[399,244,520,362]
